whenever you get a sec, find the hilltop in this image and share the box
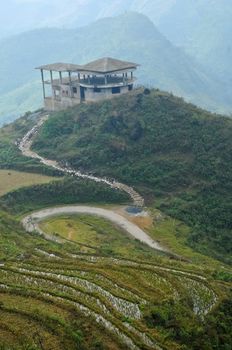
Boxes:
[32,88,232,264]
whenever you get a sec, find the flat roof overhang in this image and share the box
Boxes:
[36,63,82,72]
[36,58,140,74]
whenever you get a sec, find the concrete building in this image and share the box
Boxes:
[36,57,139,111]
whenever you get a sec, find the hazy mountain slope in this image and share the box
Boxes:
[32,89,232,264]
[0,12,230,124]
[0,81,42,125]
[0,0,91,39]
[157,0,232,82]
[2,0,231,86]
[0,0,175,39]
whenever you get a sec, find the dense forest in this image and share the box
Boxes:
[32,88,232,264]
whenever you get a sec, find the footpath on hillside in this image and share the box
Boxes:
[19,113,144,207]
[19,113,170,252]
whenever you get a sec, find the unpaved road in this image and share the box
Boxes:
[19,114,144,207]
[22,206,167,252]
[19,114,167,252]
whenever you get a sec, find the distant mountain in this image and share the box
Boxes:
[0,0,174,39]
[1,0,231,87]
[156,0,232,84]
[0,12,230,124]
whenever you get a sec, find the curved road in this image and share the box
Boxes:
[19,113,166,252]
[19,114,144,207]
[22,206,166,252]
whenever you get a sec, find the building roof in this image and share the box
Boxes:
[36,58,139,74]
[36,62,82,72]
[79,57,139,74]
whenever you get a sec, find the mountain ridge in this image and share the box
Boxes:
[0,12,231,124]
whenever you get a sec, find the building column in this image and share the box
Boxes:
[131,71,133,80]
[68,71,74,97]
[59,71,62,84]
[105,75,107,85]
[123,73,125,85]
[50,70,53,84]
[40,69,46,99]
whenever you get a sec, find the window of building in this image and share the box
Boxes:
[73,87,77,94]
[112,87,121,94]
[128,84,133,91]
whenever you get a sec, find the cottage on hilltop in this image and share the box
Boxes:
[36,57,139,111]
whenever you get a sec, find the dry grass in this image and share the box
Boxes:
[0,169,59,196]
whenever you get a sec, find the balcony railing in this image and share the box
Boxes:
[45,76,135,87]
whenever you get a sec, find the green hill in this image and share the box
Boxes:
[0,12,231,124]
[32,89,232,264]
[0,90,231,350]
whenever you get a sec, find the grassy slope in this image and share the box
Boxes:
[32,89,232,264]
[0,169,58,196]
[0,207,231,350]
[0,103,231,349]
[0,177,129,215]
[0,111,61,176]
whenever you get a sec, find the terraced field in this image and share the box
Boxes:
[0,209,222,350]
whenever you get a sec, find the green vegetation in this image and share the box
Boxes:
[32,89,232,264]
[0,177,129,215]
[0,169,58,197]
[0,112,59,175]
[0,206,231,350]
[39,214,160,260]
[0,84,231,349]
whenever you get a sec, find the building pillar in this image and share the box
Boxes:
[68,71,74,97]
[78,73,81,83]
[88,75,90,84]
[50,70,53,84]
[123,73,125,85]
[105,75,107,85]
[131,71,133,80]
[59,71,62,84]
[40,69,46,99]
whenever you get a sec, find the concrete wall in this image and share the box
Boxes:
[83,85,132,102]
[44,97,80,111]
[45,83,133,111]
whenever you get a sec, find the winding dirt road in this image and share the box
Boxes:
[22,205,167,251]
[19,113,167,251]
[19,114,144,207]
